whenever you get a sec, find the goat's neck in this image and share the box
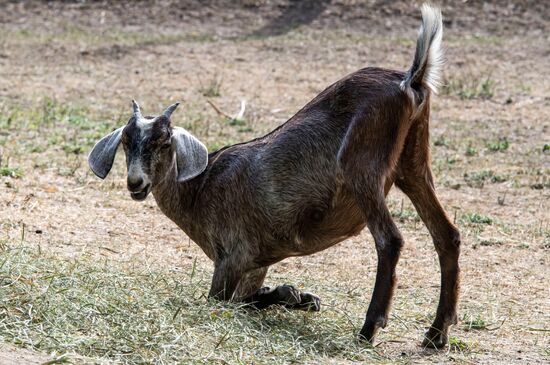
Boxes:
[151,160,202,242]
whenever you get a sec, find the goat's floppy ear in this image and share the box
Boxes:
[172,127,208,183]
[88,127,124,179]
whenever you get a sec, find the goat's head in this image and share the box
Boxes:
[88,100,208,201]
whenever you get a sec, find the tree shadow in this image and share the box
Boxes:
[251,0,331,37]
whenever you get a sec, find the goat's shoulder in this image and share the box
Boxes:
[202,143,261,185]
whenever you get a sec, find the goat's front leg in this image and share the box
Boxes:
[209,261,320,311]
[234,268,320,311]
[208,256,244,300]
[243,285,321,311]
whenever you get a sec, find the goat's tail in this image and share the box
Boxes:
[401,4,444,95]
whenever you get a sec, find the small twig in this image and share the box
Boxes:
[214,330,231,349]
[207,99,246,121]
[99,246,120,254]
[486,318,506,331]
[526,327,550,332]
[206,99,232,119]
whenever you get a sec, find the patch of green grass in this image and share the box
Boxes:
[228,118,246,127]
[466,35,503,45]
[477,78,495,99]
[62,143,84,155]
[1,25,213,49]
[391,208,420,223]
[0,165,23,178]
[200,76,223,98]
[1,98,102,132]
[486,138,509,152]
[0,108,23,129]
[29,145,47,153]
[206,139,241,152]
[462,314,487,331]
[465,145,477,157]
[0,245,385,365]
[433,156,459,174]
[478,239,503,247]
[433,135,450,147]
[448,336,469,352]
[463,213,493,225]
[442,75,495,100]
[56,157,82,177]
[0,99,119,166]
[464,170,507,188]
[238,126,254,133]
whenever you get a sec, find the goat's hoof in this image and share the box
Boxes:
[422,328,448,349]
[358,330,375,345]
[277,286,321,311]
[296,292,321,312]
[357,331,375,345]
[358,317,385,345]
[358,324,375,344]
[276,284,302,306]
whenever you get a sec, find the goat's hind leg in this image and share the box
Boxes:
[396,124,461,348]
[352,179,404,343]
[396,169,460,348]
[337,104,411,343]
[342,153,405,342]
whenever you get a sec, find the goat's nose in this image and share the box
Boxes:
[127,176,144,191]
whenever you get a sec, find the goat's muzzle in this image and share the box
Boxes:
[129,183,151,201]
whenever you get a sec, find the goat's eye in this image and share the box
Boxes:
[161,143,171,149]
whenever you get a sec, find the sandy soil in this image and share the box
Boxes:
[0,344,52,365]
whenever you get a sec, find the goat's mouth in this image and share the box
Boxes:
[129,185,151,201]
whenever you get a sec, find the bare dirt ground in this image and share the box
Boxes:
[0,1,549,364]
[0,344,51,365]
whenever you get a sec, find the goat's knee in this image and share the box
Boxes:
[209,258,245,301]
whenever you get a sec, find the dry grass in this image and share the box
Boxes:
[0,1,549,364]
[0,244,387,364]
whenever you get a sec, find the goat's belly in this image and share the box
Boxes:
[292,204,367,255]
[255,191,366,264]
[254,215,365,266]
[297,222,366,254]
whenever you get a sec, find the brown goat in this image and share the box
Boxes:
[88,4,460,348]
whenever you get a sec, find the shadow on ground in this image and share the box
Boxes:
[251,0,331,37]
